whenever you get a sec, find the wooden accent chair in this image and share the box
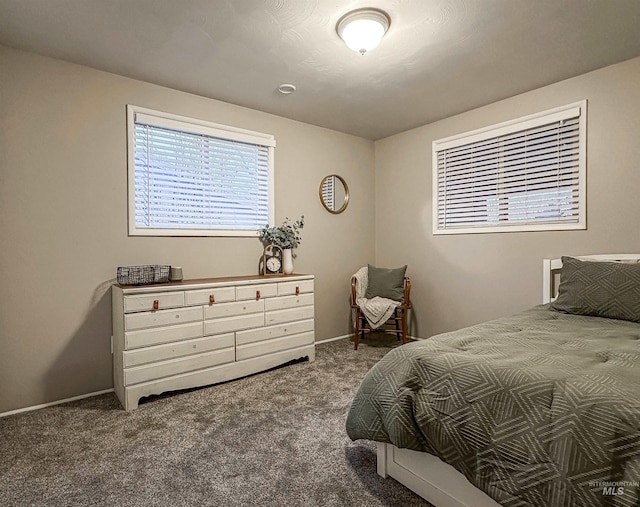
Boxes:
[351,275,411,350]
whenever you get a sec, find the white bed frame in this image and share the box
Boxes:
[376,253,640,507]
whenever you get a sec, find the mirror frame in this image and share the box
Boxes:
[319,174,349,214]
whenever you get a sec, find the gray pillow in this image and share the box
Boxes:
[365,264,407,302]
[551,256,640,322]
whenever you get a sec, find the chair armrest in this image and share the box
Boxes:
[404,277,411,307]
[351,276,358,306]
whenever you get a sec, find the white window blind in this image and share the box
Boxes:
[433,101,586,234]
[127,105,275,236]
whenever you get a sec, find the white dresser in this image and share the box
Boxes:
[111,274,315,410]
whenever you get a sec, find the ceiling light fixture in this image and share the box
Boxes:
[336,8,390,55]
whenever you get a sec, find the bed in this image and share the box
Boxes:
[346,255,640,507]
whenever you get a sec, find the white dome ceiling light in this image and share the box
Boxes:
[336,8,390,55]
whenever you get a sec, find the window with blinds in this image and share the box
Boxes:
[433,101,586,234]
[127,105,275,236]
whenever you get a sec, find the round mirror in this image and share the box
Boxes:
[319,174,349,214]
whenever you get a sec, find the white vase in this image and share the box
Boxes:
[283,249,294,275]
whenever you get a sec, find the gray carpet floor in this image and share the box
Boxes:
[0,336,431,506]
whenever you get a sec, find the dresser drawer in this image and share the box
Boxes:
[204,312,264,335]
[125,322,203,349]
[123,333,235,368]
[236,331,314,361]
[236,319,314,346]
[124,347,235,385]
[124,292,184,313]
[204,299,264,320]
[236,283,277,301]
[277,280,314,296]
[125,306,203,332]
[264,293,314,312]
[265,305,314,326]
[185,287,235,306]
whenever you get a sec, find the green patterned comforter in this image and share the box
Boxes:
[346,305,640,507]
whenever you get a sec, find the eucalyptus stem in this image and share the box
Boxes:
[258,215,305,249]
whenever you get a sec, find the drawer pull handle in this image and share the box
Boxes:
[209,294,215,304]
[295,286,300,296]
[256,290,261,300]
[153,300,159,310]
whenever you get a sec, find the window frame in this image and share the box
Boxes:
[126,104,275,237]
[432,100,587,235]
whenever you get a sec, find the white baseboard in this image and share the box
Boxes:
[0,388,114,418]
[315,334,351,344]
[316,334,424,345]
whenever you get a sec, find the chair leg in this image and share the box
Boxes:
[401,308,408,345]
[354,310,360,350]
[394,310,401,341]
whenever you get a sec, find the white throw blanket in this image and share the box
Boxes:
[353,266,401,329]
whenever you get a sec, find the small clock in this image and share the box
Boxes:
[262,244,284,276]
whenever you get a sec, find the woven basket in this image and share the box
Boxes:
[117,265,171,286]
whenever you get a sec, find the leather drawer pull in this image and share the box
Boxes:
[209,294,215,304]
[256,290,261,300]
[153,300,159,310]
[295,286,300,296]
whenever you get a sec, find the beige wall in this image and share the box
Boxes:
[374,56,640,339]
[3,46,639,414]
[0,47,375,413]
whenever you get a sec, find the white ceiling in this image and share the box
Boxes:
[1,0,640,140]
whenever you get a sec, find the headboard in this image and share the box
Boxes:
[542,254,640,304]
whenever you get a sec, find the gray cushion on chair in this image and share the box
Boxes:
[551,256,640,322]
[365,264,407,302]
